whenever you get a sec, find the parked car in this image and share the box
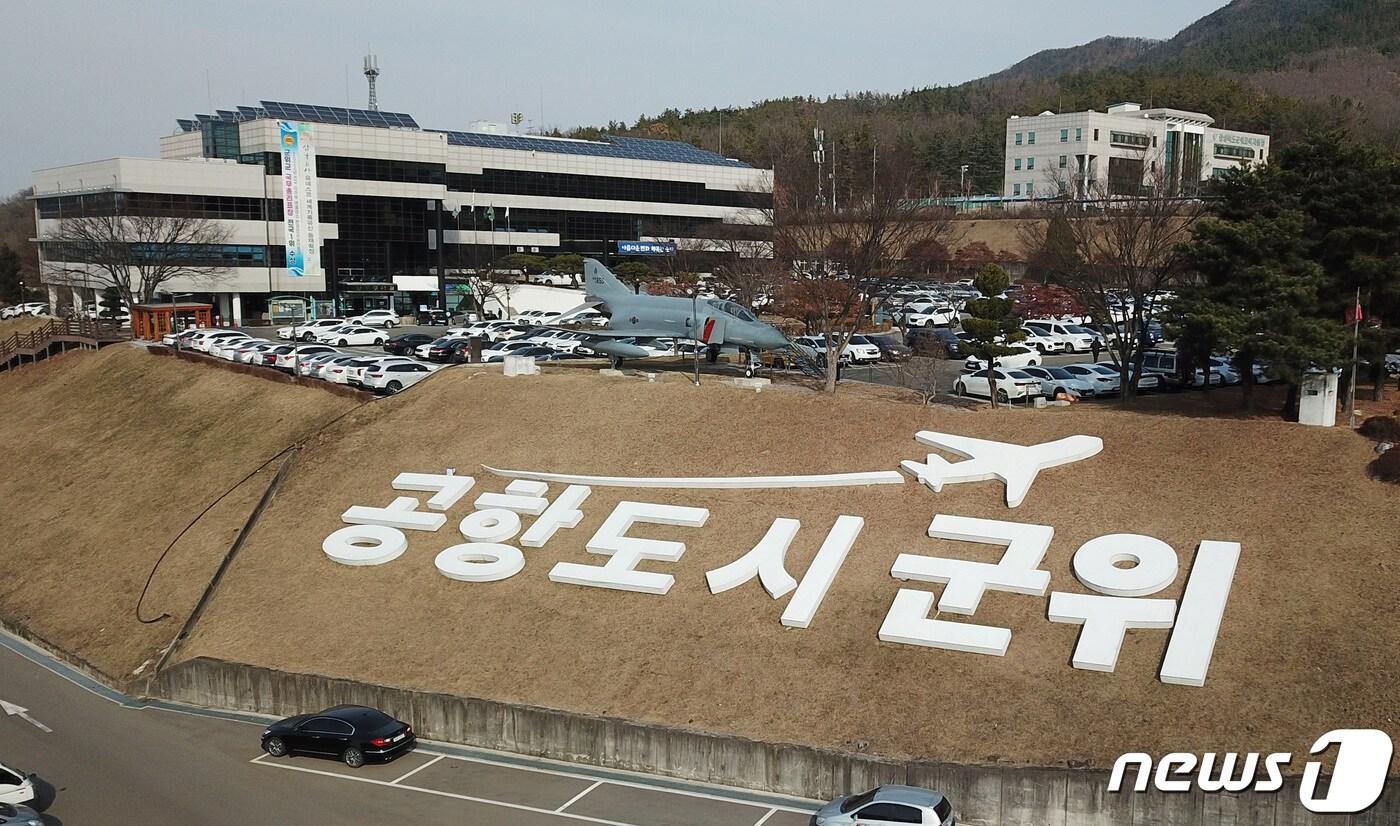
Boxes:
[1019,327,1067,354]
[186,329,247,353]
[1062,362,1122,394]
[0,759,36,806]
[208,335,258,360]
[513,309,562,323]
[906,327,962,358]
[0,801,42,825]
[486,345,557,363]
[313,355,361,380]
[865,333,912,362]
[276,318,345,341]
[315,325,389,347]
[4,303,48,318]
[483,339,548,361]
[415,308,450,326]
[270,344,338,370]
[261,705,415,768]
[1140,350,1226,388]
[234,341,281,364]
[383,333,435,356]
[843,334,889,364]
[1024,320,1102,353]
[361,361,438,393]
[811,785,955,826]
[1386,353,1399,376]
[297,351,347,377]
[954,367,1042,402]
[346,309,401,328]
[1020,365,1099,399]
[426,337,474,363]
[897,302,960,328]
[962,346,1041,370]
[344,356,415,386]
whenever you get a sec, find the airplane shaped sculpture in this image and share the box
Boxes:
[899,431,1104,508]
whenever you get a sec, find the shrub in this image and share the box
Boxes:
[1358,416,1400,442]
[1367,448,1400,484]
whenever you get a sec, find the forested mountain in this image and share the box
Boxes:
[569,0,1400,197]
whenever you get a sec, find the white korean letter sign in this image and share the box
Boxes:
[279,121,320,278]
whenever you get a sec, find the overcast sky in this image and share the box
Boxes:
[3,0,1229,193]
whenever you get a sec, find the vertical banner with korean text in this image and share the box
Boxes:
[279,121,320,278]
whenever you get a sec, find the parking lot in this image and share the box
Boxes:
[248,748,814,826]
[0,630,817,825]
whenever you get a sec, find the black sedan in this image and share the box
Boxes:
[427,337,474,363]
[261,705,415,768]
[383,333,434,356]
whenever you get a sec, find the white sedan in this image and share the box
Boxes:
[0,757,36,806]
[361,361,439,393]
[347,309,401,328]
[277,318,346,340]
[314,325,389,347]
[954,368,1043,402]
[210,336,259,360]
[270,344,338,370]
[962,346,1041,370]
[234,341,281,364]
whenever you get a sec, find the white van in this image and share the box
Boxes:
[1024,320,1102,353]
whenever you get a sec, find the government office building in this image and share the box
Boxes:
[1001,102,1270,202]
[31,101,772,324]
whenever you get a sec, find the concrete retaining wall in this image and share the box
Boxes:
[151,657,1398,825]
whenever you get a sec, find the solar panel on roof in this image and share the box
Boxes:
[439,130,748,168]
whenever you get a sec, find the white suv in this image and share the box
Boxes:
[277,318,346,340]
[347,309,401,328]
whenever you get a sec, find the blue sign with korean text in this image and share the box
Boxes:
[617,241,677,256]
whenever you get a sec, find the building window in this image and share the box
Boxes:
[1027,157,1036,170]
[446,167,768,209]
[1110,131,1151,149]
[1059,155,1068,169]
[1015,132,1023,146]
[1094,129,1099,141]
[1028,131,1036,145]
[1014,158,1022,171]
[1060,129,1069,143]
[1027,183,1035,198]
[1013,184,1022,196]
[1076,128,1083,142]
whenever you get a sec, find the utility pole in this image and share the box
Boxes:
[1347,287,1362,427]
[812,127,826,209]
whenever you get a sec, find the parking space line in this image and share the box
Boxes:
[751,809,779,826]
[555,779,603,812]
[252,758,638,825]
[390,753,443,785]
[431,751,814,814]
[249,753,266,764]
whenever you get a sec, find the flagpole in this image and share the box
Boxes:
[1347,286,1361,428]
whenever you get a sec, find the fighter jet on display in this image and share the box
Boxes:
[900,431,1104,508]
[554,258,792,372]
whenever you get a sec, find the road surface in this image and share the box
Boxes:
[0,632,816,825]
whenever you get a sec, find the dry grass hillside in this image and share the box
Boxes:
[0,314,57,338]
[0,344,358,679]
[168,365,1399,771]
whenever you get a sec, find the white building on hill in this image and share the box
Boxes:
[1002,102,1270,202]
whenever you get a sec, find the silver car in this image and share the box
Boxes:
[811,785,955,825]
[0,802,42,826]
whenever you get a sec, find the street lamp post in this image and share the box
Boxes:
[162,291,192,352]
[690,288,701,386]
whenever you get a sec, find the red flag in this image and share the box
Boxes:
[1346,300,1363,325]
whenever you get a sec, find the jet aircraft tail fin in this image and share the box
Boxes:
[583,258,633,302]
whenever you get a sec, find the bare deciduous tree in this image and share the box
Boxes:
[775,144,959,393]
[41,210,232,311]
[1020,162,1203,402]
[892,355,942,405]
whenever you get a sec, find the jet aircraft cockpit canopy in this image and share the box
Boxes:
[710,299,758,322]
